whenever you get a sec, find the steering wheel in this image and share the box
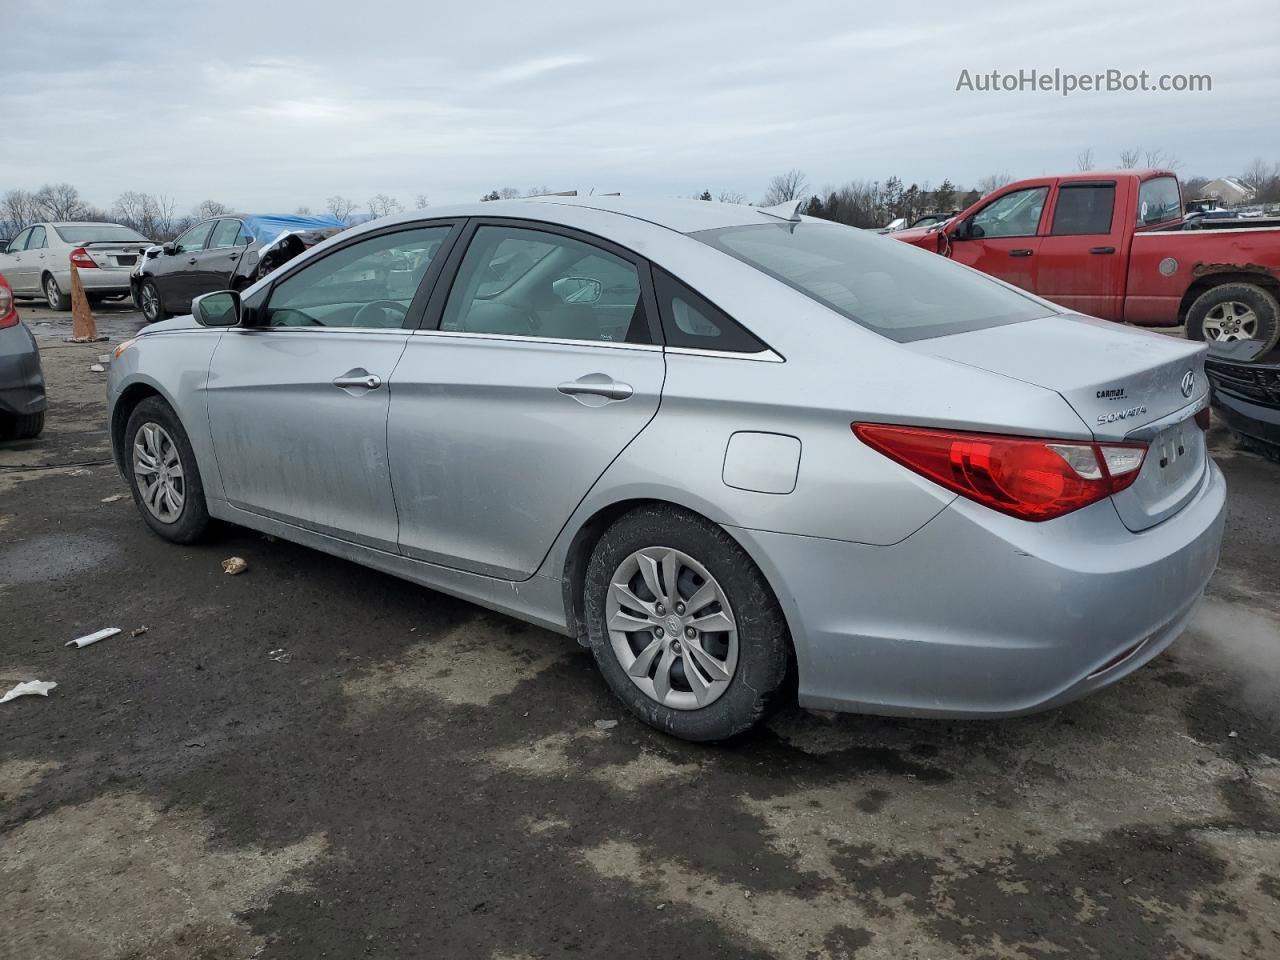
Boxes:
[352,299,409,327]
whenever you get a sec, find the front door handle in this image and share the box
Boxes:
[332,371,382,390]
[1089,246,1116,254]
[187,257,197,264]
[1009,249,1033,257]
[557,375,633,402]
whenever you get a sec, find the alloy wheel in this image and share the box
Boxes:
[133,422,185,523]
[1202,300,1259,342]
[141,283,160,322]
[605,546,738,710]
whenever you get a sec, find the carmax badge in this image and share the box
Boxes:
[1097,405,1148,425]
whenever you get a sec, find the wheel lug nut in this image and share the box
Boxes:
[655,603,665,615]
[675,602,685,615]
[685,626,696,639]
[654,626,664,638]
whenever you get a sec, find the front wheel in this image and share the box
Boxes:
[124,397,210,543]
[44,274,70,311]
[584,505,791,741]
[0,411,44,441]
[1187,283,1280,361]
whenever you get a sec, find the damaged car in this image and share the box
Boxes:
[132,214,345,323]
[1206,341,1280,462]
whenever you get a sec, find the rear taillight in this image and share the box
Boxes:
[853,423,1147,521]
[69,247,97,268]
[0,281,16,328]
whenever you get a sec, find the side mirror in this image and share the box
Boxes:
[162,242,176,256]
[951,220,970,240]
[193,290,241,327]
[552,276,603,304]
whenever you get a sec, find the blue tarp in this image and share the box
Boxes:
[240,214,346,248]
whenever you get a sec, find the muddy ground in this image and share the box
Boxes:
[2,300,1279,960]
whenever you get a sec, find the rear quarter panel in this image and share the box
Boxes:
[1126,227,1280,325]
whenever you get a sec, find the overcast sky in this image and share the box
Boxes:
[4,0,1278,214]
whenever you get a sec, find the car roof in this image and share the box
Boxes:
[366,196,780,236]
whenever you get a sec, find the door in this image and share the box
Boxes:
[191,219,249,296]
[206,223,458,550]
[24,226,50,295]
[388,220,665,580]
[948,183,1051,291]
[1034,180,1126,320]
[156,220,215,309]
[0,228,34,293]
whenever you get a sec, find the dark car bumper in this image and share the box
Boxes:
[1206,355,1280,450]
[0,321,48,417]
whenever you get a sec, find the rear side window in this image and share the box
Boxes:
[1050,184,1115,235]
[694,222,1051,342]
[27,226,47,249]
[209,219,245,249]
[653,268,766,353]
[1137,177,1181,226]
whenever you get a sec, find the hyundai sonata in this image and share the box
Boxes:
[106,196,1225,741]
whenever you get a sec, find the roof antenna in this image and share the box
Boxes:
[757,198,804,222]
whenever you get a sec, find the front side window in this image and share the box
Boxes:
[174,221,213,254]
[209,219,245,249]
[26,226,46,249]
[1050,184,1116,236]
[694,221,1051,342]
[440,225,650,344]
[7,228,32,253]
[1137,176,1181,227]
[969,187,1048,238]
[265,225,451,329]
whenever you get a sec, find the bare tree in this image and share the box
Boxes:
[717,190,748,204]
[113,191,179,239]
[1143,148,1180,171]
[1118,149,1140,169]
[761,169,808,206]
[326,195,357,224]
[415,194,430,209]
[367,194,403,219]
[975,172,1013,197]
[193,199,232,220]
[523,186,551,198]
[2,189,40,233]
[33,182,90,220]
[1241,158,1277,202]
[1075,148,1094,171]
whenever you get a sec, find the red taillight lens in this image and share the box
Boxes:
[853,423,1147,521]
[0,281,16,328]
[69,247,97,269]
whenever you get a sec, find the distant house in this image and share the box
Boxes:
[1200,177,1253,205]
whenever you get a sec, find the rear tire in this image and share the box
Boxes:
[124,397,210,543]
[0,411,44,441]
[1187,283,1280,360]
[43,273,70,311]
[584,504,791,741]
[139,279,167,324]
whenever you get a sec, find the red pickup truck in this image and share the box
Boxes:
[892,170,1280,358]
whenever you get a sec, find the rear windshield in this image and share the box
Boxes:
[1136,177,1181,227]
[53,224,149,244]
[693,221,1052,342]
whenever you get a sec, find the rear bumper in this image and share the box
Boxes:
[47,266,133,295]
[1211,386,1280,449]
[726,460,1226,718]
[0,322,47,416]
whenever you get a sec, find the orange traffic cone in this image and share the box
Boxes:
[70,263,98,341]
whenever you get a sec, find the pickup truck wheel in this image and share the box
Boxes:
[1187,283,1280,361]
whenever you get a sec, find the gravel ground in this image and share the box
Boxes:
[2,299,1279,960]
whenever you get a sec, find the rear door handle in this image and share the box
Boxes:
[332,370,382,390]
[557,375,633,402]
[1009,249,1033,257]
[1089,246,1116,254]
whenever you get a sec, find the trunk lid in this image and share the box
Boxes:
[910,313,1209,531]
[82,241,152,271]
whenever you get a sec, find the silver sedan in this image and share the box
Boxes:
[0,221,152,310]
[106,197,1226,741]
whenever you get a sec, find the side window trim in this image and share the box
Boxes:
[419,217,663,346]
[256,219,464,332]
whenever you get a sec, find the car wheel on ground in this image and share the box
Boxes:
[1187,282,1280,360]
[584,504,791,741]
[43,273,70,311]
[139,280,167,324]
[0,410,44,441]
[124,397,210,543]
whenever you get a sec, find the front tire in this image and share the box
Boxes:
[1187,283,1280,360]
[44,274,70,311]
[124,397,210,543]
[584,505,791,741]
[139,279,167,324]
[0,411,44,441]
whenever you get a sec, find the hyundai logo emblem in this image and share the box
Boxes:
[1180,370,1195,398]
